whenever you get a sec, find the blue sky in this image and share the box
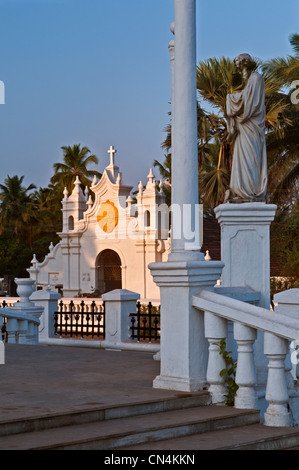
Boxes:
[0,0,298,192]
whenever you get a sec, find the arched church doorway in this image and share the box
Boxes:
[96,249,122,296]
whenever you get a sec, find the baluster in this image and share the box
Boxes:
[6,318,18,343]
[234,322,258,409]
[264,332,292,427]
[18,319,29,344]
[27,321,35,344]
[204,312,227,404]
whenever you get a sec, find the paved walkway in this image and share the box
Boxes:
[0,343,181,422]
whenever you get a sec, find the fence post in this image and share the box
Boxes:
[102,289,140,347]
[30,287,61,342]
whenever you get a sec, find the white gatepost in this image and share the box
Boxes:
[102,289,140,347]
[30,287,61,342]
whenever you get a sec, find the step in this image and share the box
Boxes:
[121,423,299,451]
[0,391,210,437]
[0,405,260,450]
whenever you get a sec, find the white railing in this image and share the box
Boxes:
[192,288,299,427]
[0,308,40,345]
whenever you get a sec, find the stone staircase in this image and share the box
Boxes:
[1,391,299,450]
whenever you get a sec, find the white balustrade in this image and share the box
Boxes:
[192,288,299,427]
[1,312,40,345]
[0,278,43,345]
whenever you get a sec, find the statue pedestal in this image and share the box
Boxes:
[149,259,224,392]
[215,202,277,384]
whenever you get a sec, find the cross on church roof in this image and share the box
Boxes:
[107,145,116,167]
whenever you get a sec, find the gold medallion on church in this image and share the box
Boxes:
[97,200,119,233]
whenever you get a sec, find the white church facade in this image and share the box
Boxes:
[28,147,171,302]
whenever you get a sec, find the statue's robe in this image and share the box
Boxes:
[226,71,267,201]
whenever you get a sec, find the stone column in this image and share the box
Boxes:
[215,202,277,385]
[170,0,201,257]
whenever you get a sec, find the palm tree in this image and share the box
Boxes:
[0,175,37,244]
[153,153,172,205]
[262,34,299,86]
[33,183,63,234]
[51,144,102,193]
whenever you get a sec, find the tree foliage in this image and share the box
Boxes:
[0,144,100,278]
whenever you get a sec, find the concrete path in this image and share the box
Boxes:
[0,343,182,422]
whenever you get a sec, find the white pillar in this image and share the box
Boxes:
[149,0,224,392]
[170,0,202,258]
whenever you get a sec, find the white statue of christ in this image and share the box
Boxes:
[224,53,267,203]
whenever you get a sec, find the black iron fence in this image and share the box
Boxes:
[53,299,161,343]
[129,301,161,343]
[54,300,105,339]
